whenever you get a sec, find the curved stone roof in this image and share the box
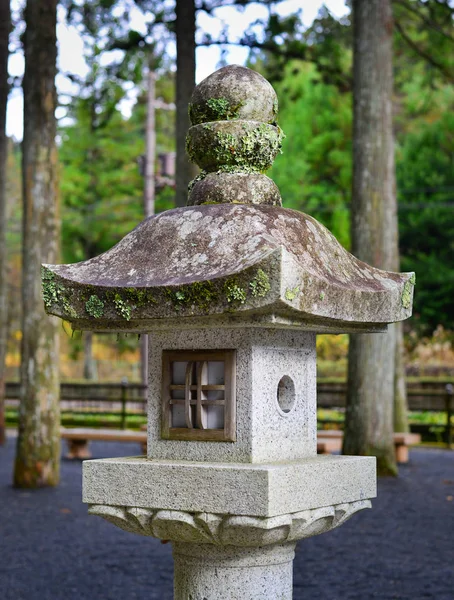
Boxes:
[42,204,414,332]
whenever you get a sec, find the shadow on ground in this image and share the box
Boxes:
[1,439,453,600]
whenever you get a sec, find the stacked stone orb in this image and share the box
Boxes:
[186,64,284,206]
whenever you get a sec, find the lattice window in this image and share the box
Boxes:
[161,350,236,441]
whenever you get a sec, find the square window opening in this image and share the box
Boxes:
[161,350,236,442]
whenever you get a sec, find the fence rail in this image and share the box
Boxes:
[5,380,453,441]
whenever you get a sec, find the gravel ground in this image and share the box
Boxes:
[0,439,453,600]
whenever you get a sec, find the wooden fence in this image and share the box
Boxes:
[5,379,453,443]
[5,381,147,429]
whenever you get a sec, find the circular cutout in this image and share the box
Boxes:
[276,375,296,414]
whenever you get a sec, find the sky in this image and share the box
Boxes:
[6,0,349,140]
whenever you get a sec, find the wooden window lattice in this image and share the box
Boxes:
[161,350,236,442]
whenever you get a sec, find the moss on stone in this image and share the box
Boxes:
[124,287,156,307]
[85,295,104,318]
[319,291,325,301]
[250,269,271,298]
[188,170,208,193]
[224,278,247,304]
[189,97,244,125]
[164,281,219,312]
[186,122,284,173]
[285,286,300,301]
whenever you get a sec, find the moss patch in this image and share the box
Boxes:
[186,122,284,173]
[164,280,219,312]
[189,97,244,125]
[249,269,271,298]
[224,278,247,304]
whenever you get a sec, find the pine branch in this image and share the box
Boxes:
[394,0,454,43]
[394,19,454,82]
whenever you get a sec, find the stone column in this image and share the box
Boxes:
[173,543,295,600]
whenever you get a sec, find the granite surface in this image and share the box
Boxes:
[147,328,317,463]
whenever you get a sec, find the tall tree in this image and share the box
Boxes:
[342,0,399,476]
[0,0,10,447]
[175,0,197,207]
[0,0,11,445]
[14,0,60,487]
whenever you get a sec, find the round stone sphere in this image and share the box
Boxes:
[189,65,278,126]
[186,121,282,172]
[188,172,282,207]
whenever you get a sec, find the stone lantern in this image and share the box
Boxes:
[43,65,414,599]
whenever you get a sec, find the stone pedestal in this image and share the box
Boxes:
[173,543,295,600]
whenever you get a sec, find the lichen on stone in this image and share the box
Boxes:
[113,293,132,321]
[41,267,65,308]
[62,298,78,319]
[85,295,105,318]
[250,269,271,297]
[285,286,300,301]
[401,276,415,310]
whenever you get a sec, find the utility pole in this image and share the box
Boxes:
[140,66,156,389]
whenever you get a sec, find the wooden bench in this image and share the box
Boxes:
[61,428,147,459]
[317,430,421,463]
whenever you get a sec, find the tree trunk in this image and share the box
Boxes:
[394,321,409,432]
[175,0,197,207]
[14,0,60,488]
[83,331,97,380]
[0,0,11,447]
[343,0,399,476]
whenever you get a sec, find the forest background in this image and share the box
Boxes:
[3,0,454,384]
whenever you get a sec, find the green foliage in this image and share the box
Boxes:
[257,3,454,330]
[268,61,352,249]
[59,105,144,263]
[59,67,176,265]
[397,93,454,330]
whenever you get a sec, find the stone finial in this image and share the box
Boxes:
[186,65,284,207]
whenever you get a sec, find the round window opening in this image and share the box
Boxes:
[277,375,296,414]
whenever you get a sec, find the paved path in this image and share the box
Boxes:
[1,439,453,599]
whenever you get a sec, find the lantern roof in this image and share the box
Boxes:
[42,65,414,333]
[43,203,413,332]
